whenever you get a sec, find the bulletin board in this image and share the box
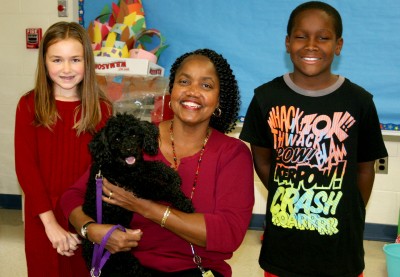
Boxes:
[80,0,400,130]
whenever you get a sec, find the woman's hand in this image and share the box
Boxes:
[68,206,143,254]
[86,223,143,254]
[102,178,150,214]
[101,178,207,246]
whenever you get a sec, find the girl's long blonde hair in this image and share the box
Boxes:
[34,21,110,135]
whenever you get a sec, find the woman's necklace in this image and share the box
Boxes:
[169,120,214,276]
[169,120,210,199]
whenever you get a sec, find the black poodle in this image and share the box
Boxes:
[82,113,194,277]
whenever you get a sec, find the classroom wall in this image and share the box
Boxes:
[0,0,78,196]
[0,0,399,239]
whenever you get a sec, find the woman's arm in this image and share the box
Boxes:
[59,168,144,253]
[68,206,143,253]
[102,139,255,252]
[102,181,207,246]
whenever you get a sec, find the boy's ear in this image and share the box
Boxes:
[335,37,344,56]
[285,36,290,53]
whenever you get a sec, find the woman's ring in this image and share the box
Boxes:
[109,191,113,200]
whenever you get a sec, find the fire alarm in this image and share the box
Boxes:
[58,0,68,17]
[26,28,42,49]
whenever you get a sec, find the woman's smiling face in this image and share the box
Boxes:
[170,55,220,125]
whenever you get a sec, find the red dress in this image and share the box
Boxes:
[14,91,110,277]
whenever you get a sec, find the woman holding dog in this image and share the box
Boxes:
[60,48,255,276]
[14,22,111,277]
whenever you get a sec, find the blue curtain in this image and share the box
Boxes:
[82,0,400,127]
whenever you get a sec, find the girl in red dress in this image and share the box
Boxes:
[14,21,111,277]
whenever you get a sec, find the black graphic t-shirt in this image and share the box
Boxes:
[240,74,388,277]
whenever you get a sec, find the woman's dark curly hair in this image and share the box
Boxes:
[168,49,240,134]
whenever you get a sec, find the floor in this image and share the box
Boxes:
[0,209,389,277]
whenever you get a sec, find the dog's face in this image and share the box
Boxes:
[108,122,145,167]
[89,113,160,167]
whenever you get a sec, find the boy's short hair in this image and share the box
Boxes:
[287,1,343,38]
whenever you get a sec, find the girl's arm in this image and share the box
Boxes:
[60,168,143,253]
[15,95,53,216]
[39,210,80,256]
[15,95,79,256]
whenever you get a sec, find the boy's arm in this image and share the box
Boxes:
[251,145,272,190]
[357,161,376,206]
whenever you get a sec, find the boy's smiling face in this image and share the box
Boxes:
[285,9,343,89]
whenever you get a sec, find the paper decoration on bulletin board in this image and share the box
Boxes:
[82,0,168,63]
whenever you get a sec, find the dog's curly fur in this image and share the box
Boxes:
[82,113,194,277]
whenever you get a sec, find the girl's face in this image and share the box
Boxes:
[45,38,84,97]
[170,55,220,126]
[285,9,343,88]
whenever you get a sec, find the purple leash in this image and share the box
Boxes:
[91,171,126,277]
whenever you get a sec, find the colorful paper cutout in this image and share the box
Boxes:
[86,0,168,61]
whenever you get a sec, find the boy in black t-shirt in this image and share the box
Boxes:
[240,1,388,276]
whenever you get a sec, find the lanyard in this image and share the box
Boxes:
[169,121,213,276]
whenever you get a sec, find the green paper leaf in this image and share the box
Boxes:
[97,5,111,23]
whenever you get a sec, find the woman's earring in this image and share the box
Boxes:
[168,101,171,109]
[213,107,222,117]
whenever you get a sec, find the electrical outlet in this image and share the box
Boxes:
[375,157,388,174]
[58,0,68,17]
